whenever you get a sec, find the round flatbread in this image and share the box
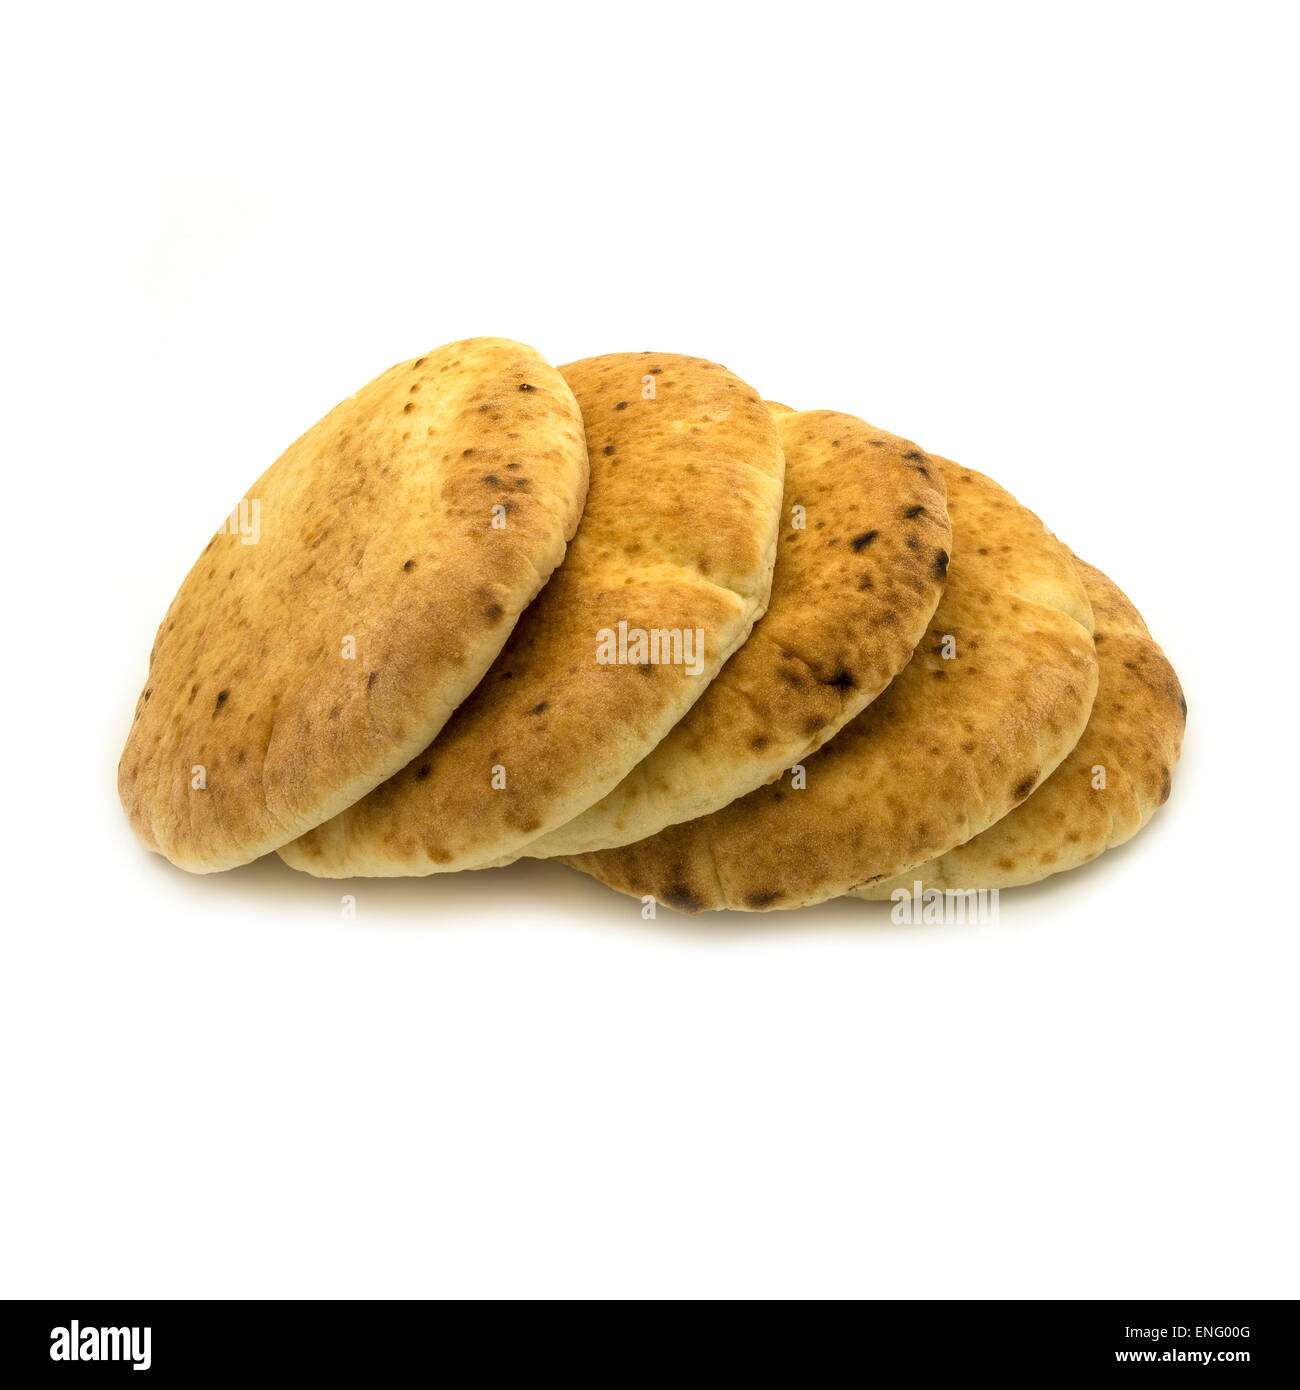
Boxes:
[118,337,589,872]
[523,407,952,856]
[279,351,786,877]
[851,556,1184,894]
[561,458,1099,912]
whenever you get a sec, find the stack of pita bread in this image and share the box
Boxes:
[120,338,1185,914]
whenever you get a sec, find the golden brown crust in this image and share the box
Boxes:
[118,338,589,871]
[561,459,1099,912]
[852,556,1185,893]
[279,352,786,877]
[525,408,951,855]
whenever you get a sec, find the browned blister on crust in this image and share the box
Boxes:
[852,555,1184,894]
[562,459,1099,912]
[118,338,589,872]
[525,407,951,855]
[280,352,786,877]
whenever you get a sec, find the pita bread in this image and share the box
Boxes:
[523,408,952,856]
[118,338,589,872]
[279,352,786,877]
[851,556,1184,894]
[561,458,1099,912]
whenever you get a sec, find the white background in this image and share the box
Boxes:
[2,1,1296,1299]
